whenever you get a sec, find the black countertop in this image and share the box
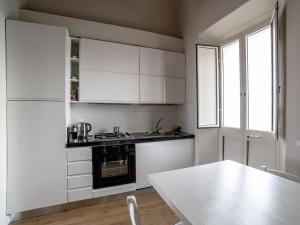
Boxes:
[66,132,195,148]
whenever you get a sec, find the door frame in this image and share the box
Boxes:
[219,20,280,169]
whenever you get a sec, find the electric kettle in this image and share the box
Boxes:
[76,122,92,140]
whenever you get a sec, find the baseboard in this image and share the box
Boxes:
[10,187,155,222]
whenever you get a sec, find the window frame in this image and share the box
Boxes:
[245,24,273,132]
[220,38,242,129]
[270,1,279,138]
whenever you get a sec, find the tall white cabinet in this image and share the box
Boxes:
[6,20,66,100]
[6,20,68,213]
[7,102,67,213]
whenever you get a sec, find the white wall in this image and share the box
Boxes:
[285,0,300,176]
[179,0,248,164]
[0,1,20,224]
[19,9,183,53]
[20,0,180,37]
[71,104,178,134]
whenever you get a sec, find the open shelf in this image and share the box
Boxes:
[70,36,80,102]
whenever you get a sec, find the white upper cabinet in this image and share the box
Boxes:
[165,77,185,104]
[80,71,139,103]
[80,38,139,74]
[140,47,185,78]
[79,39,186,104]
[140,75,164,103]
[6,20,67,100]
[79,38,140,103]
[140,47,186,104]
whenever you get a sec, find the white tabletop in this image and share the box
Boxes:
[148,160,300,225]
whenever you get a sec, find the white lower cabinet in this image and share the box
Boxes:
[136,139,195,189]
[65,139,195,202]
[66,147,93,202]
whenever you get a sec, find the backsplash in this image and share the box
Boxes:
[71,103,179,134]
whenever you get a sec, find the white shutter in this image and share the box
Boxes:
[196,45,220,128]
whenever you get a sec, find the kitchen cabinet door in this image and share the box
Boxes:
[80,70,139,103]
[7,101,67,213]
[136,139,194,189]
[140,47,185,78]
[164,77,185,104]
[140,75,164,103]
[6,20,67,100]
[80,38,139,74]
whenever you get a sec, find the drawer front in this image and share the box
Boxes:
[68,174,93,189]
[67,148,92,162]
[67,161,92,176]
[68,187,93,202]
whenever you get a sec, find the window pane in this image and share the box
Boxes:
[247,27,272,132]
[197,45,219,128]
[222,41,240,128]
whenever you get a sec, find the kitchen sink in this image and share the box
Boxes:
[136,131,182,138]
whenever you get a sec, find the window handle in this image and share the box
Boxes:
[247,135,262,139]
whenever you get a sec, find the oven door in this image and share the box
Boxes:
[93,144,135,189]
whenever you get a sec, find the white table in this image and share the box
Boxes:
[148,160,300,225]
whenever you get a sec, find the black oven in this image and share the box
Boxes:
[92,143,136,189]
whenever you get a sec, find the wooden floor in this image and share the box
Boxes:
[11,192,180,225]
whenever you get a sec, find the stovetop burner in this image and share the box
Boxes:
[94,132,126,140]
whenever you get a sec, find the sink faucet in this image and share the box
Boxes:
[155,118,165,133]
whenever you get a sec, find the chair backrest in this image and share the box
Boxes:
[261,166,300,183]
[127,196,142,225]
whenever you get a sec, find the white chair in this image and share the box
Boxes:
[261,166,300,183]
[127,195,183,225]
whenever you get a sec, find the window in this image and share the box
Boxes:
[196,4,278,135]
[246,27,272,132]
[221,40,240,128]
